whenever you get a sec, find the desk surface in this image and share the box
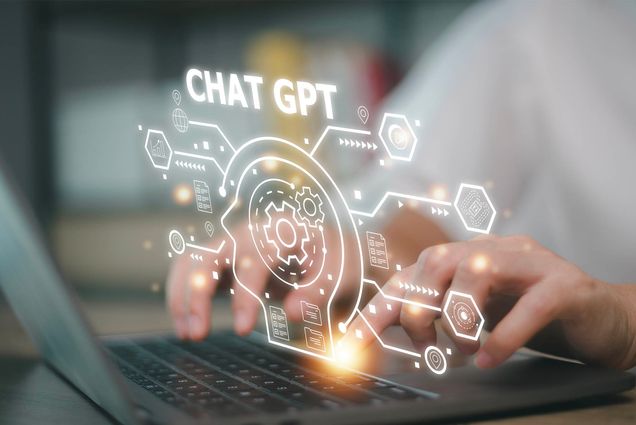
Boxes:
[1,296,634,425]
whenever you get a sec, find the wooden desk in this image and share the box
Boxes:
[1,296,634,424]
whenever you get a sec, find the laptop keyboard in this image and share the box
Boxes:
[107,333,432,418]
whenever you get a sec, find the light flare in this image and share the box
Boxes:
[335,340,364,369]
[191,272,208,290]
[263,158,279,172]
[240,256,253,268]
[430,184,449,201]
[470,254,490,273]
[407,304,422,316]
[173,184,193,205]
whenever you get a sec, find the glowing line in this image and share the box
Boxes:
[350,192,452,217]
[185,240,226,254]
[310,126,371,157]
[221,136,365,360]
[363,278,441,312]
[224,153,347,358]
[188,120,236,152]
[357,309,421,358]
[268,339,332,363]
[248,178,327,289]
[174,151,225,175]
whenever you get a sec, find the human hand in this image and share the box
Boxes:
[167,218,360,341]
[341,235,636,369]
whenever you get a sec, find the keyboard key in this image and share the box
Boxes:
[109,333,435,418]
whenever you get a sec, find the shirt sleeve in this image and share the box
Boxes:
[370,0,541,239]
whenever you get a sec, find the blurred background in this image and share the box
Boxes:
[0,0,474,341]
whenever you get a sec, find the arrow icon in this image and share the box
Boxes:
[431,207,450,216]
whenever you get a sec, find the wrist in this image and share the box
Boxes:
[612,284,636,369]
[564,277,634,368]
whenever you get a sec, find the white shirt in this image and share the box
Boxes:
[380,0,636,283]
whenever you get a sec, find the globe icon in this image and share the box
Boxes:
[172,108,189,133]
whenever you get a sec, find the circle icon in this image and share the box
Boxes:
[453,301,477,331]
[172,108,189,133]
[168,230,186,254]
[220,137,364,360]
[252,185,319,286]
[424,346,447,375]
[388,124,410,150]
[443,290,485,341]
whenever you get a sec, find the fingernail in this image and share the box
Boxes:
[188,315,204,340]
[475,350,495,369]
[234,309,251,335]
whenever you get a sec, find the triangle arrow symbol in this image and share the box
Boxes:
[428,288,433,296]
[416,286,421,293]
[399,281,403,289]
[398,201,404,208]
[434,289,439,297]
[357,219,364,226]
[444,209,449,216]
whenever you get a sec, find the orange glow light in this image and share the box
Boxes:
[173,184,193,205]
[470,254,490,273]
[191,272,208,290]
[407,304,422,316]
[240,257,253,268]
[430,184,449,201]
[263,159,279,172]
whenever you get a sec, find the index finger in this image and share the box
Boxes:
[338,267,414,355]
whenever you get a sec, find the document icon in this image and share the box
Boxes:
[300,301,322,326]
[193,180,213,214]
[304,327,326,352]
[366,231,389,269]
[269,306,290,341]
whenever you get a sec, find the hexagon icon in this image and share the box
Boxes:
[453,183,496,234]
[378,113,418,161]
[443,290,484,341]
[144,129,173,170]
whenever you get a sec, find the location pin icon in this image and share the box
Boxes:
[431,353,442,369]
[204,221,215,237]
[357,105,369,125]
[172,89,182,106]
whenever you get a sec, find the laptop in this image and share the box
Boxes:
[0,164,633,425]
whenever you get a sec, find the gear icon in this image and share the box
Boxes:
[294,186,325,228]
[263,201,310,266]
